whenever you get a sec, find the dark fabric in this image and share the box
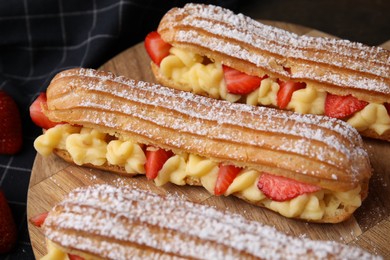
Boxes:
[0,1,239,258]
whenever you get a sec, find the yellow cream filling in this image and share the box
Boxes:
[41,241,68,260]
[160,47,240,102]
[347,103,390,135]
[34,125,362,221]
[42,240,98,260]
[246,78,279,107]
[159,48,390,135]
[286,84,327,114]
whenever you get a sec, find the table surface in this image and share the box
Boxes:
[1,1,389,259]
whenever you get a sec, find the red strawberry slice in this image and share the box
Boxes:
[0,91,23,155]
[276,80,306,109]
[68,254,85,260]
[223,65,263,94]
[214,164,241,195]
[384,103,390,116]
[0,190,17,253]
[145,147,174,180]
[325,93,368,119]
[144,31,172,66]
[29,211,49,227]
[257,173,321,202]
[30,92,61,129]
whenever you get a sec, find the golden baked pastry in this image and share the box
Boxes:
[40,184,379,259]
[147,3,390,141]
[34,68,372,223]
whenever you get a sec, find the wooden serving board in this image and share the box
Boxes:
[27,21,390,259]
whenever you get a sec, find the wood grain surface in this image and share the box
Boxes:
[27,21,390,259]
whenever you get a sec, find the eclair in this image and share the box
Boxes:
[33,68,372,223]
[38,184,380,260]
[145,3,390,141]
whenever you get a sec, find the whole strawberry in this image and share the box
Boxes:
[0,91,22,154]
[0,190,17,253]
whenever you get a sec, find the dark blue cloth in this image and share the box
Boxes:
[0,1,239,259]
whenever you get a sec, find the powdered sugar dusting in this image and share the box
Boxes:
[159,4,389,94]
[52,68,370,182]
[44,184,380,259]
